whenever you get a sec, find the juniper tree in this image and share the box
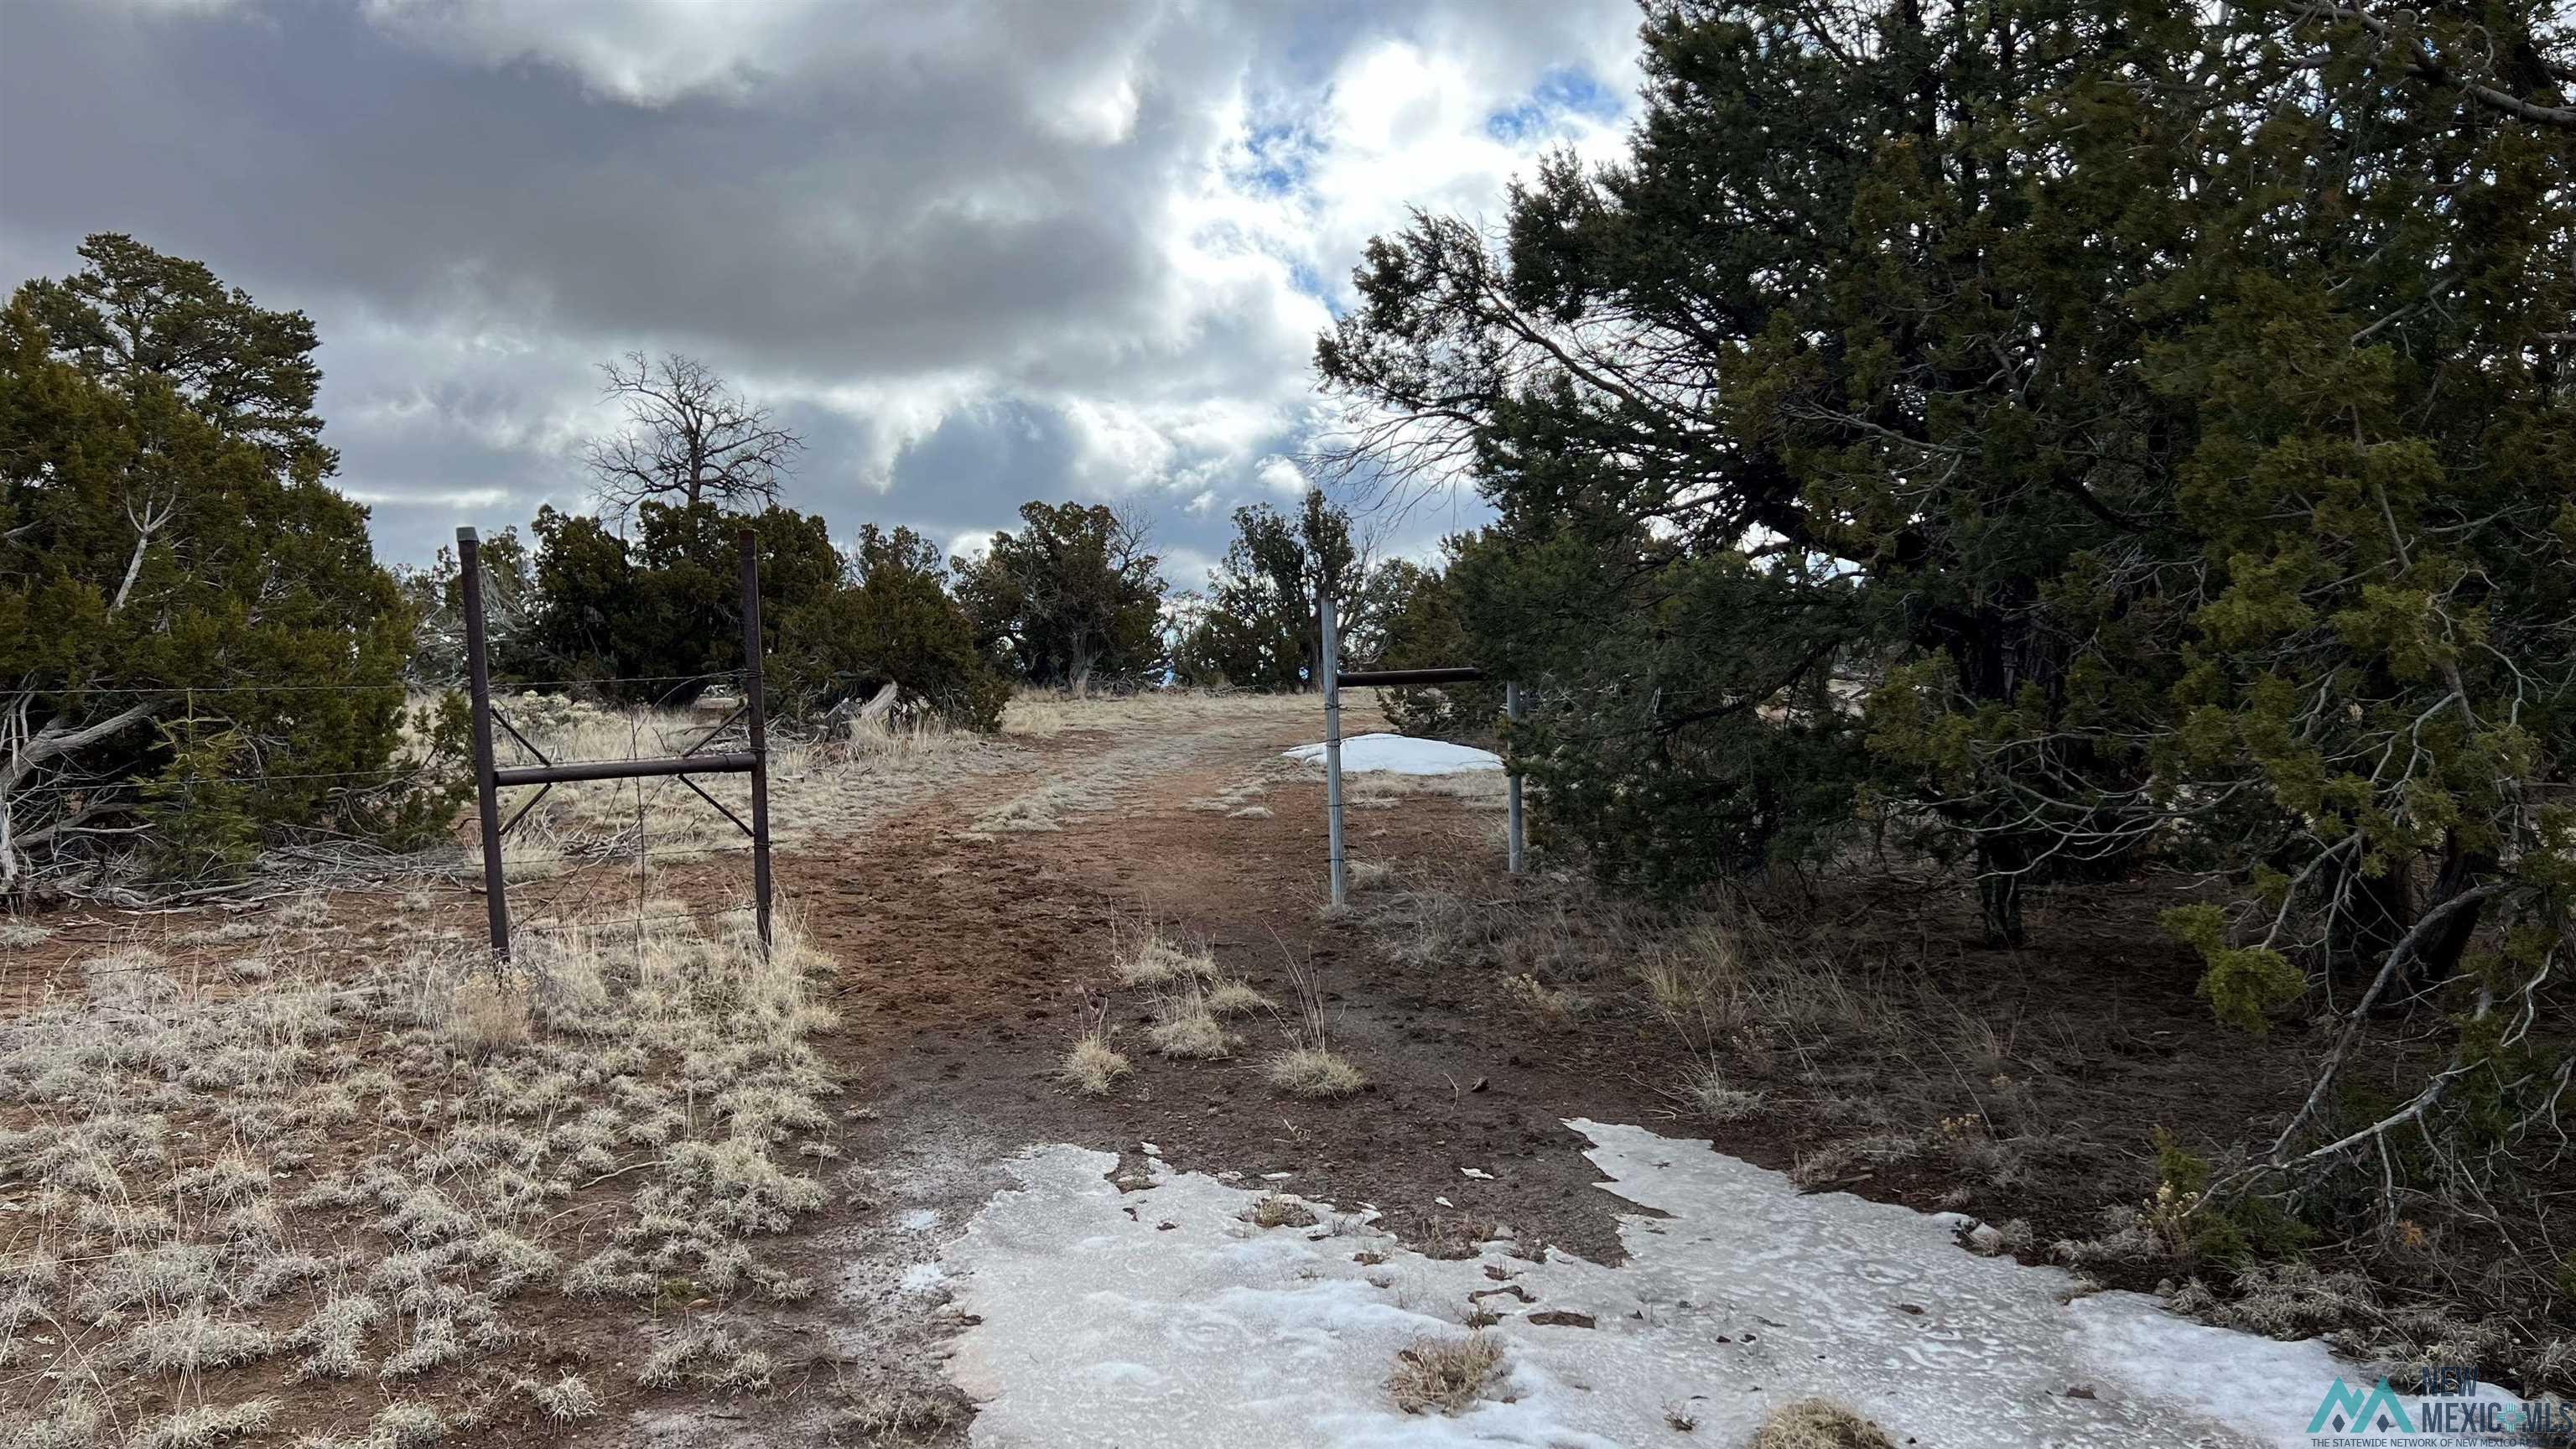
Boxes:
[2,236,449,890]
[1175,492,1401,690]
[1319,0,2574,1216]
[953,501,1166,693]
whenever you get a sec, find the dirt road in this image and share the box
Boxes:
[605,693,1711,1444]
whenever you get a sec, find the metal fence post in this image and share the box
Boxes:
[1505,680,1525,875]
[1322,589,1346,908]
[737,529,773,956]
[458,527,512,960]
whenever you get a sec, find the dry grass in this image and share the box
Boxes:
[1748,1398,1898,1449]
[526,1371,602,1423]
[0,901,842,1433]
[1146,984,1237,1060]
[1111,924,1218,987]
[1244,1194,1319,1228]
[829,1381,975,1441]
[1679,1061,1767,1124]
[1387,1332,1505,1415]
[465,693,1011,876]
[136,1399,277,1449]
[1059,1013,1132,1096]
[1265,1046,1366,1098]
[977,689,1335,832]
[438,970,533,1057]
[1264,953,1364,1098]
[1204,979,1275,1016]
[999,688,1311,739]
[636,1322,776,1391]
[1499,973,1588,1025]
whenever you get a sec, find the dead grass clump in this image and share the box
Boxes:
[1059,1023,1132,1097]
[368,1401,449,1446]
[1748,1398,1898,1449]
[15,1390,105,1447]
[637,1322,774,1391]
[1265,954,1363,1098]
[1244,1195,1319,1228]
[1388,1332,1505,1415]
[117,1307,275,1374]
[1347,860,1395,891]
[1789,1133,1931,1189]
[525,1371,602,1423]
[831,1382,974,1441]
[423,963,533,1059]
[1500,973,1588,1025]
[1265,1046,1366,1098]
[0,921,52,949]
[136,1399,276,1449]
[1204,979,1274,1016]
[1147,985,1236,1060]
[1112,927,1218,987]
[1680,1062,1766,1124]
[286,1293,382,1379]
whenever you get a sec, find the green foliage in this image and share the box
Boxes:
[1176,493,1388,691]
[2154,1129,2315,1267]
[2163,904,2307,1032]
[1318,0,2576,984]
[953,501,1165,691]
[780,525,1010,731]
[137,720,259,883]
[514,501,839,700]
[1,236,434,890]
[509,500,1006,731]
[1371,539,1504,740]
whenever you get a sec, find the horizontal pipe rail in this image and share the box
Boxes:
[1334,666,1488,688]
[492,751,756,787]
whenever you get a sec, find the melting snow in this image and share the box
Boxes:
[1283,734,1504,775]
[936,1120,2481,1447]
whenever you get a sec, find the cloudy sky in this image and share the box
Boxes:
[0,0,1646,586]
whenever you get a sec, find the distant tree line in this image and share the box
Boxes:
[0,234,1472,893]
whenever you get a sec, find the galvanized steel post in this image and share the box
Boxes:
[1322,589,1345,908]
[1505,679,1525,874]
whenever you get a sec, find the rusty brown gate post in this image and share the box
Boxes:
[456,524,775,960]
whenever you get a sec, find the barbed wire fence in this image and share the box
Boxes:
[0,531,788,968]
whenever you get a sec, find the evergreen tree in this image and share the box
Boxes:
[513,501,1006,730]
[953,501,1166,693]
[1175,492,1393,690]
[1319,0,2573,1199]
[1372,538,1504,740]
[781,525,1010,730]
[1,237,453,891]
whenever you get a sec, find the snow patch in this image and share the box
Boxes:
[1283,734,1504,775]
[935,1119,2509,1447]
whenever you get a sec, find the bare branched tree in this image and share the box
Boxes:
[582,351,803,518]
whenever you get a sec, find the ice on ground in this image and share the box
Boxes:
[1284,734,1504,776]
[939,1120,2529,1448]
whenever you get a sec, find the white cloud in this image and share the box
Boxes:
[3,0,1647,566]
